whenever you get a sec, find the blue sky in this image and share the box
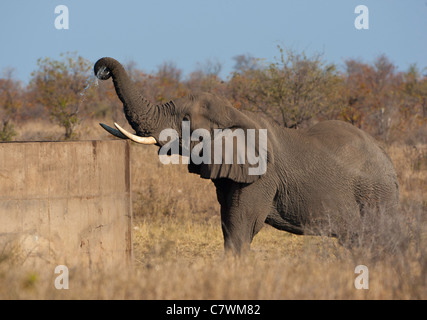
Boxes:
[1,0,426,82]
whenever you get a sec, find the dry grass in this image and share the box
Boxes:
[0,120,426,299]
[388,144,427,204]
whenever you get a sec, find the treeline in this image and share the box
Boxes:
[1,48,426,143]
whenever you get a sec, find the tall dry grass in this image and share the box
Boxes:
[0,120,426,299]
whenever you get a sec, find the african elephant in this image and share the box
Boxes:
[94,57,399,254]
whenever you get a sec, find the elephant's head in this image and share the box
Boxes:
[94,57,272,183]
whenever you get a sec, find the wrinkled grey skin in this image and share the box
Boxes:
[95,57,399,254]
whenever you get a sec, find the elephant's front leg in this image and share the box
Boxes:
[214,179,272,255]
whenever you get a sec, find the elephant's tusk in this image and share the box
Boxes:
[114,122,157,145]
[99,123,128,140]
[99,123,157,144]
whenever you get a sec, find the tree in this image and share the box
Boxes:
[186,59,225,94]
[370,55,399,139]
[228,46,341,128]
[232,54,260,74]
[129,61,190,106]
[402,64,427,119]
[393,64,427,143]
[154,61,188,102]
[0,68,22,141]
[30,52,96,140]
[342,55,400,140]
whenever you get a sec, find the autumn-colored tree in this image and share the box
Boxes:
[369,56,401,139]
[186,59,225,95]
[129,61,190,106]
[342,55,401,140]
[340,59,372,127]
[30,52,96,140]
[0,68,22,141]
[390,64,427,143]
[401,64,427,119]
[154,61,189,102]
[233,54,260,74]
[227,54,263,110]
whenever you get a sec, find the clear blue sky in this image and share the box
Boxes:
[1,0,426,82]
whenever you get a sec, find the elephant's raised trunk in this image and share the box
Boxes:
[94,57,158,138]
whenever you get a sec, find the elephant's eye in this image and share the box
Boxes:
[183,115,190,122]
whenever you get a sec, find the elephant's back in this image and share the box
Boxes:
[304,120,399,206]
[304,120,389,167]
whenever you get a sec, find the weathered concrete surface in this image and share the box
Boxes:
[0,140,132,269]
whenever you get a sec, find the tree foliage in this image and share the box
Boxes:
[228,47,342,128]
[0,69,21,141]
[29,52,96,140]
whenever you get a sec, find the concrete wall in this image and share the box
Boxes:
[0,140,132,269]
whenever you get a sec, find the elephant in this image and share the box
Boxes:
[94,57,399,254]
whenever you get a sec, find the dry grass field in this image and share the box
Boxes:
[0,120,426,299]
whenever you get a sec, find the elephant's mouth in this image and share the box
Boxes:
[100,122,157,145]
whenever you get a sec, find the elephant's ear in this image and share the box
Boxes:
[188,108,273,183]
